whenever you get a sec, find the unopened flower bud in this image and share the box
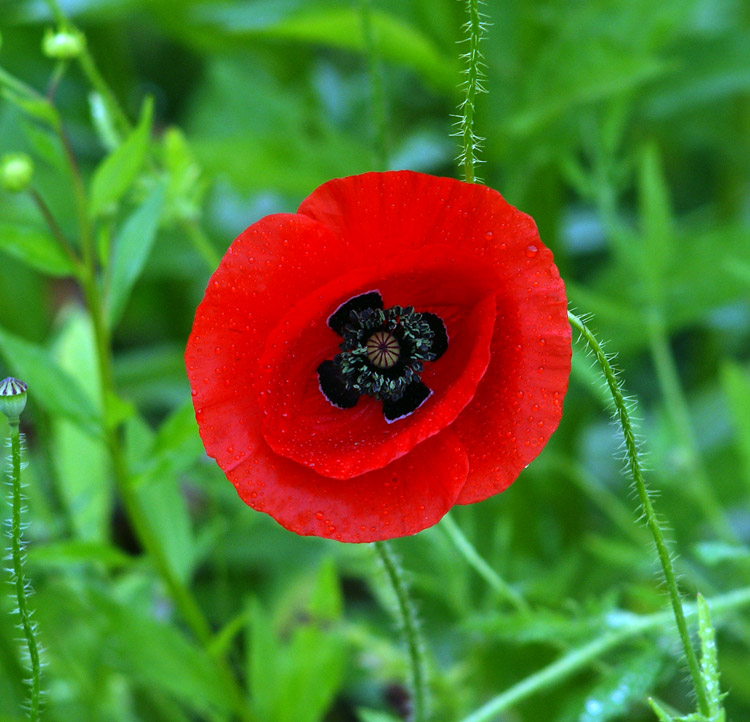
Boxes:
[42,27,86,60]
[0,153,34,193]
[0,377,27,420]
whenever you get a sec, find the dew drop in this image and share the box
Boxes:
[485,231,494,240]
[526,245,538,258]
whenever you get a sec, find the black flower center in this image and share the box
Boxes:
[317,291,449,423]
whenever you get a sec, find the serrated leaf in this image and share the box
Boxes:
[89,96,154,217]
[0,324,102,438]
[107,183,166,326]
[0,223,77,276]
[575,648,663,721]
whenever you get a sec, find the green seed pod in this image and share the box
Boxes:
[0,153,34,193]
[0,377,27,421]
[42,27,86,60]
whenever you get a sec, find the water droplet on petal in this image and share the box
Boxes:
[526,245,538,258]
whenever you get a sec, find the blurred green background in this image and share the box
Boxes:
[1,0,750,720]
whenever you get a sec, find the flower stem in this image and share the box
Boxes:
[457,0,486,184]
[459,585,750,722]
[440,513,528,612]
[360,0,389,171]
[8,419,42,721]
[374,540,427,722]
[567,310,710,718]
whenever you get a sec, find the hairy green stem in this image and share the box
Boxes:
[360,0,389,171]
[458,0,486,183]
[8,420,42,721]
[374,541,427,722]
[459,585,750,722]
[440,514,528,612]
[567,310,710,717]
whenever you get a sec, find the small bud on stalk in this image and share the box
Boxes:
[0,377,27,421]
[42,26,86,60]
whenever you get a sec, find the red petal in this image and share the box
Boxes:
[186,213,345,475]
[256,246,497,479]
[298,171,541,277]
[453,243,571,504]
[227,427,469,543]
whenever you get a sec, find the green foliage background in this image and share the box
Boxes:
[0,0,749,720]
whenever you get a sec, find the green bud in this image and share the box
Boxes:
[42,27,86,60]
[0,377,27,421]
[0,153,34,193]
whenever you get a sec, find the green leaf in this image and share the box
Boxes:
[0,324,102,438]
[195,6,457,91]
[693,541,750,567]
[0,223,77,276]
[89,96,154,217]
[357,711,403,722]
[697,595,726,721]
[126,411,196,583]
[648,697,675,722]
[107,183,166,326]
[27,540,134,569]
[719,361,750,491]
[638,142,674,298]
[574,648,663,721]
[51,308,111,541]
[37,583,234,715]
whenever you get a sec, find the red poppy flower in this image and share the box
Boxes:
[186,171,570,542]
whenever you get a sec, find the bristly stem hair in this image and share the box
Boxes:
[374,540,428,722]
[7,420,42,721]
[567,310,711,718]
[457,0,487,183]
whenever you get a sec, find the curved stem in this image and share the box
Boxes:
[374,541,427,722]
[8,420,42,721]
[567,310,710,717]
[440,514,528,612]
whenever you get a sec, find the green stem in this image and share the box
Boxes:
[43,0,132,138]
[567,310,711,718]
[459,585,750,722]
[28,188,82,271]
[8,420,42,722]
[458,0,486,183]
[181,219,221,271]
[374,541,427,722]
[440,514,528,612]
[360,0,389,171]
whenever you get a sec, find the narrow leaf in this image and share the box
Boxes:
[89,96,154,217]
[107,184,166,326]
[0,223,77,276]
